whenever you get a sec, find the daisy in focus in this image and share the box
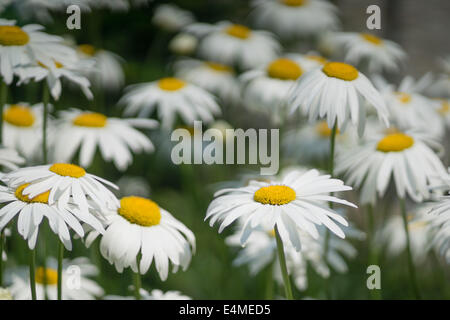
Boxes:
[120,77,221,129]
[288,61,389,136]
[192,21,281,70]
[98,196,196,281]
[250,0,339,40]
[8,257,104,300]
[335,32,406,73]
[51,109,157,171]
[205,169,356,251]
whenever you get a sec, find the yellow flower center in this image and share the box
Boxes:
[78,44,96,56]
[72,112,108,128]
[306,55,328,65]
[0,26,29,46]
[37,61,64,69]
[254,185,296,206]
[437,100,450,115]
[395,92,412,104]
[35,267,58,285]
[158,77,186,91]
[118,196,161,227]
[206,62,233,73]
[322,62,358,81]
[376,133,414,152]
[361,33,383,46]
[268,229,276,237]
[267,58,303,80]
[49,163,86,178]
[316,121,339,137]
[225,24,251,39]
[15,183,50,204]
[280,0,307,7]
[4,105,35,127]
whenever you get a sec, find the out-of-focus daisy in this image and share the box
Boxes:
[12,0,91,23]
[335,32,406,73]
[336,130,447,205]
[115,176,151,198]
[152,4,195,32]
[86,0,129,11]
[51,109,157,171]
[16,58,93,101]
[99,196,196,280]
[206,169,356,251]
[2,163,119,216]
[77,44,125,91]
[145,289,191,300]
[250,0,339,39]
[240,54,326,117]
[8,257,104,300]
[433,99,450,128]
[0,146,24,171]
[428,57,450,97]
[120,77,221,129]
[288,61,389,136]
[193,21,280,70]
[0,19,77,84]
[0,287,12,300]
[169,33,198,56]
[2,103,47,160]
[1,228,11,262]
[174,59,240,105]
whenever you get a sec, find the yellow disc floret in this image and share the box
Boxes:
[35,267,58,285]
[361,33,383,45]
[376,133,414,152]
[225,24,251,39]
[254,185,296,206]
[158,77,186,91]
[267,58,303,80]
[15,183,50,204]
[437,100,449,115]
[49,163,86,178]
[322,62,359,81]
[0,26,29,46]
[206,62,233,73]
[72,112,108,128]
[316,121,339,137]
[395,92,412,104]
[118,196,161,227]
[78,44,96,56]
[4,105,35,127]
[281,0,307,7]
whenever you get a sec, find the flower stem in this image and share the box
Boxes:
[0,80,7,144]
[57,241,64,300]
[265,261,274,300]
[399,198,421,299]
[367,204,382,299]
[29,248,37,300]
[42,82,49,164]
[0,229,4,286]
[134,255,142,300]
[274,225,294,300]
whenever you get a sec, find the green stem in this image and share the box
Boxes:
[134,255,142,300]
[328,123,337,177]
[399,199,421,299]
[0,229,4,287]
[274,226,294,300]
[29,248,37,300]
[42,82,49,164]
[0,80,7,144]
[265,261,274,300]
[367,204,382,299]
[57,241,64,300]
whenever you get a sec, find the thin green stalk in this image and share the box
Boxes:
[57,241,64,300]
[29,248,37,300]
[265,261,274,300]
[367,204,382,299]
[42,82,49,164]
[399,199,421,299]
[0,229,4,286]
[134,255,142,300]
[274,226,294,300]
[0,80,7,144]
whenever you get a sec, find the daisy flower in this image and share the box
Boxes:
[8,257,104,300]
[2,103,47,160]
[0,19,77,84]
[288,61,389,136]
[145,289,191,300]
[174,59,240,105]
[99,196,196,281]
[12,0,91,23]
[0,146,24,171]
[433,99,450,128]
[335,32,406,73]
[335,130,447,205]
[194,21,281,70]
[169,33,198,56]
[152,4,195,32]
[120,77,221,129]
[51,109,157,171]
[77,44,125,91]
[205,169,356,251]
[250,0,339,39]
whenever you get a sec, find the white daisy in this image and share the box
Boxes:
[250,0,339,39]
[2,102,47,160]
[0,146,24,171]
[174,58,240,105]
[205,169,356,251]
[99,196,196,281]
[51,109,157,171]
[335,32,406,73]
[433,99,450,128]
[288,61,389,136]
[0,19,77,84]
[8,257,104,300]
[152,4,195,32]
[144,289,191,300]
[169,33,198,56]
[120,77,221,129]
[12,0,91,23]
[193,21,281,70]
[335,130,447,205]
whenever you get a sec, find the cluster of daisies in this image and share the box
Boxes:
[0,0,449,300]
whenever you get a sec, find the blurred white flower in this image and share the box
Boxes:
[169,33,198,56]
[152,4,195,32]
